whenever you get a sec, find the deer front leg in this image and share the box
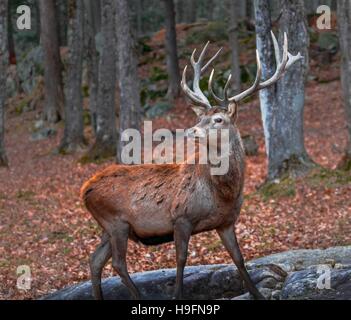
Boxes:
[217,225,265,300]
[173,218,193,300]
[110,221,141,300]
[90,232,112,300]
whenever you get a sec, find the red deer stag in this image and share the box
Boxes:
[81,32,302,300]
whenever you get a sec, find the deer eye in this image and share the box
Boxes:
[214,117,223,123]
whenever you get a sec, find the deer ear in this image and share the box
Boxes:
[191,106,207,117]
[227,102,238,122]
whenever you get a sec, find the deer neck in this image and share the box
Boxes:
[204,126,245,199]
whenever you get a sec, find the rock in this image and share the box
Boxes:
[249,246,351,269]
[317,33,338,52]
[41,246,351,300]
[241,134,259,156]
[34,120,45,130]
[42,264,245,300]
[271,290,281,300]
[31,127,57,141]
[17,46,44,94]
[257,277,278,289]
[231,288,272,300]
[145,101,172,119]
[6,66,19,98]
[281,265,351,300]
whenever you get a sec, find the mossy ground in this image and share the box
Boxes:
[257,167,351,201]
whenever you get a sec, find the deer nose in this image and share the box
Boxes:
[186,127,205,138]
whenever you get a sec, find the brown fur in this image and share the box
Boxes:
[81,109,263,300]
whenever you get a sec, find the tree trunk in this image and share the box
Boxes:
[116,0,142,162]
[55,0,68,46]
[84,0,101,134]
[337,0,351,170]
[39,0,64,123]
[163,0,181,100]
[228,0,241,93]
[7,5,15,65]
[59,0,85,153]
[136,0,143,37]
[185,0,197,23]
[0,0,8,166]
[254,0,313,181]
[85,0,117,160]
[175,0,184,23]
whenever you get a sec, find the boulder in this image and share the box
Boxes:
[281,265,351,300]
[17,46,44,95]
[30,127,57,141]
[41,246,351,300]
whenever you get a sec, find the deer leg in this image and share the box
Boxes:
[110,222,140,300]
[173,219,193,300]
[89,232,111,300]
[217,225,265,300]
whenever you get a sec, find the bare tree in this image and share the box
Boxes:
[0,0,8,166]
[39,0,64,123]
[84,0,101,133]
[337,0,351,170]
[228,0,241,93]
[163,0,181,100]
[185,0,197,23]
[175,0,184,23]
[254,0,313,181]
[86,0,117,160]
[116,0,142,161]
[59,0,85,153]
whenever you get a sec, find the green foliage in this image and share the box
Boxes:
[185,21,228,45]
[83,109,91,126]
[140,67,168,106]
[15,99,28,115]
[82,84,89,98]
[138,37,153,54]
[144,101,172,119]
[306,168,351,188]
[317,32,339,51]
[150,66,168,82]
[259,178,296,201]
[16,189,36,200]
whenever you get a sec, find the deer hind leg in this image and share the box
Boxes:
[217,225,265,300]
[110,221,140,300]
[89,232,112,300]
[173,218,193,300]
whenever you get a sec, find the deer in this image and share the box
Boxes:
[81,32,302,300]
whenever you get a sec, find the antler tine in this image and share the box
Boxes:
[229,50,262,103]
[208,69,232,107]
[271,31,281,64]
[181,65,211,109]
[181,42,223,110]
[223,73,232,101]
[286,51,303,69]
[202,47,223,72]
[208,69,224,105]
[229,32,302,103]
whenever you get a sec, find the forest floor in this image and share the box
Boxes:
[1,25,351,299]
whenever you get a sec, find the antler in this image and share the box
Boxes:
[181,41,222,110]
[227,31,302,103]
[182,32,302,112]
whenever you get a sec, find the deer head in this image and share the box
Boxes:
[181,32,303,141]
